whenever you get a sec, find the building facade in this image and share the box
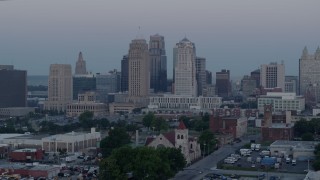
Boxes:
[72,74,96,100]
[75,51,87,75]
[174,38,197,97]
[96,70,121,103]
[257,92,305,113]
[149,34,167,93]
[128,39,150,97]
[44,64,73,112]
[66,91,107,118]
[0,67,27,108]
[299,46,320,102]
[260,62,285,91]
[285,76,298,94]
[145,121,201,164]
[216,69,231,98]
[241,75,257,99]
[196,57,207,96]
[120,55,129,92]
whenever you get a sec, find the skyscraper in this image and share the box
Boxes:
[120,55,129,92]
[0,66,27,108]
[73,74,96,100]
[216,69,231,98]
[75,52,87,75]
[299,46,320,101]
[128,39,150,97]
[260,62,285,91]
[149,34,167,93]
[96,69,121,103]
[196,57,206,96]
[45,64,73,112]
[174,37,197,97]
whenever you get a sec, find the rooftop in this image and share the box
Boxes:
[271,140,319,150]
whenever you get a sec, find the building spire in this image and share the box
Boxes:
[75,51,87,75]
[78,51,84,61]
[302,46,308,60]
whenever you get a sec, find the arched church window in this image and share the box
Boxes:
[181,135,184,139]
[177,134,180,139]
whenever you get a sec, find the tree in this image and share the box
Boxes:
[142,112,155,129]
[152,117,169,132]
[198,130,217,154]
[301,132,314,141]
[100,127,131,157]
[100,146,186,180]
[79,111,94,128]
[293,119,313,137]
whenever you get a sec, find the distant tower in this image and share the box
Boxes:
[262,104,273,127]
[75,52,87,75]
[299,46,320,102]
[196,57,206,96]
[216,69,231,98]
[45,64,73,112]
[149,34,167,93]
[174,37,197,97]
[260,62,285,90]
[121,55,129,92]
[128,39,150,97]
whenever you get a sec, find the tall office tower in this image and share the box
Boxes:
[195,57,206,96]
[75,52,87,75]
[73,74,96,100]
[45,64,73,112]
[285,76,298,94]
[250,69,260,88]
[120,55,129,92]
[0,66,27,108]
[149,34,167,93]
[96,69,121,103]
[260,62,285,91]
[241,75,257,99]
[216,69,231,98]
[299,46,320,101]
[206,70,212,85]
[174,37,197,97]
[128,39,150,97]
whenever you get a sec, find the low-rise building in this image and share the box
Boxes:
[9,148,44,162]
[270,140,319,161]
[0,144,9,159]
[0,164,59,179]
[209,115,247,139]
[145,121,201,164]
[42,128,101,154]
[0,107,35,118]
[66,91,107,118]
[258,92,305,113]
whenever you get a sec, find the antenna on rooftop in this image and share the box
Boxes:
[136,26,144,39]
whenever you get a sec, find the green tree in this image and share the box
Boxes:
[294,119,313,137]
[152,117,169,132]
[100,146,186,180]
[142,112,155,129]
[301,132,314,141]
[198,130,217,155]
[100,127,131,157]
[79,111,94,128]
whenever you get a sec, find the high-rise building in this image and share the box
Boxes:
[285,76,298,94]
[260,62,285,91]
[250,69,260,88]
[174,37,197,97]
[0,66,27,108]
[206,70,212,85]
[299,46,320,101]
[75,52,87,75]
[241,75,257,99]
[96,70,121,103]
[73,74,96,100]
[120,55,129,92]
[216,69,231,98]
[44,64,73,112]
[149,34,167,93]
[196,57,206,96]
[128,39,150,97]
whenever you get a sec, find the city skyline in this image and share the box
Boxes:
[1,0,320,78]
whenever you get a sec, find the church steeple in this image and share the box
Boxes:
[75,51,87,75]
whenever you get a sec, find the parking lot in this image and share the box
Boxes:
[221,147,311,174]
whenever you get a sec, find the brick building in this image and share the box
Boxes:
[209,115,247,139]
[9,148,44,162]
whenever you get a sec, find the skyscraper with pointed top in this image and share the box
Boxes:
[149,34,167,93]
[75,52,87,75]
[173,37,197,97]
[299,46,320,102]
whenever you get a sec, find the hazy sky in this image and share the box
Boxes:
[1,0,320,79]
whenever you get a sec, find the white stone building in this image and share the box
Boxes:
[258,92,305,113]
[145,121,201,164]
[260,62,285,91]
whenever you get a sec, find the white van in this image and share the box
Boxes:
[260,150,270,157]
[292,159,296,166]
[286,157,291,164]
[224,158,235,164]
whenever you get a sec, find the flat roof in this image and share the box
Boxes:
[0,134,24,141]
[0,164,59,171]
[271,140,319,150]
[6,134,50,140]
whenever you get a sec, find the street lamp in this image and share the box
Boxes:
[203,143,206,158]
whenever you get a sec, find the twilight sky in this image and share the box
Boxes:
[1,0,320,79]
